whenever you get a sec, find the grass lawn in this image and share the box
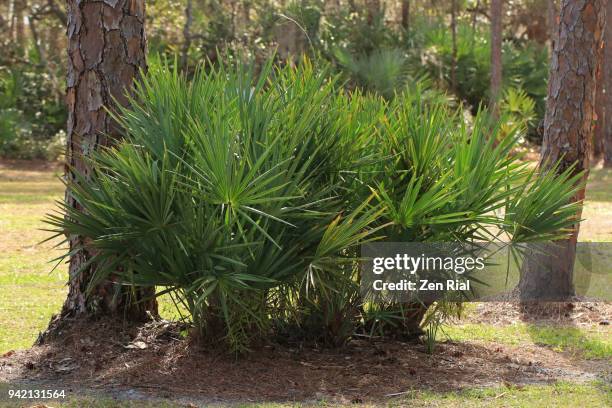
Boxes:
[0,163,66,352]
[442,323,611,359]
[0,381,610,407]
[1,161,611,407]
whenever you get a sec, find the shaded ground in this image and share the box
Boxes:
[0,316,610,407]
[0,160,611,407]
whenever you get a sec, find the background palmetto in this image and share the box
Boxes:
[46,58,582,352]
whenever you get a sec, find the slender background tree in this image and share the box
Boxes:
[181,0,193,70]
[401,0,410,32]
[547,0,558,50]
[490,0,503,116]
[450,0,458,92]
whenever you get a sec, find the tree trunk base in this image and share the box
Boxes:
[518,242,576,302]
[37,285,158,346]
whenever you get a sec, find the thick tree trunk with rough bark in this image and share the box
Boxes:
[61,0,157,321]
[519,0,606,301]
[603,0,612,167]
[490,0,503,115]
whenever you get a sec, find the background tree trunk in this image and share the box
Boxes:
[401,0,410,31]
[519,0,606,301]
[181,0,193,70]
[471,0,480,34]
[490,0,503,115]
[450,0,458,92]
[594,64,605,160]
[604,0,612,167]
[242,0,251,24]
[547,0,558,51]
[28,13,46,65]
[347,0,356,14]
[366,0,381,26]
[61,0,157,321]
[13,0,26,51]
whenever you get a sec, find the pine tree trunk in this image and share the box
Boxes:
[347,0,356,13]
[366,0,381,26]
[519,0,605,301]
[547,0,558,51]
[401,0,410,31]
[0,1,11,33]
[471,0,480,34]
[60,0,157,321]
[603,0,612,167]
[450,0,458,92]
[180,0,193,70]
[28,14,46,65]
[490,0,503,115]
[13,0,25,50]
[242,0,251,24]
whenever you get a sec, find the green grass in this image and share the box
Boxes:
[0,164,186,352]
[0,165,66,352]
[392,381,612,408]
[0,381,610,407]
[442,323,612,359]
[1,162,611,405]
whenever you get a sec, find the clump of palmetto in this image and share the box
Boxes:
[46,58,582,353]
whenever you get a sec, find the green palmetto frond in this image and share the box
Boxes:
[47,57,583,352]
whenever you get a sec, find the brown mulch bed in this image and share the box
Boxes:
[0,315,608,405]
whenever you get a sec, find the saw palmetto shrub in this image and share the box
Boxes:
[47,58,582,353]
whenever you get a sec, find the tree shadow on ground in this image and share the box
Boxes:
[1,316,606,405]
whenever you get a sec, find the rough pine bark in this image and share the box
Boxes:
[604,0,612,167]
[490,0,503,115]
[519,0,606,301]
[61,0,157,320]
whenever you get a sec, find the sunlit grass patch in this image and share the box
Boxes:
[441,323,612,359]
[393,381,612,408]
